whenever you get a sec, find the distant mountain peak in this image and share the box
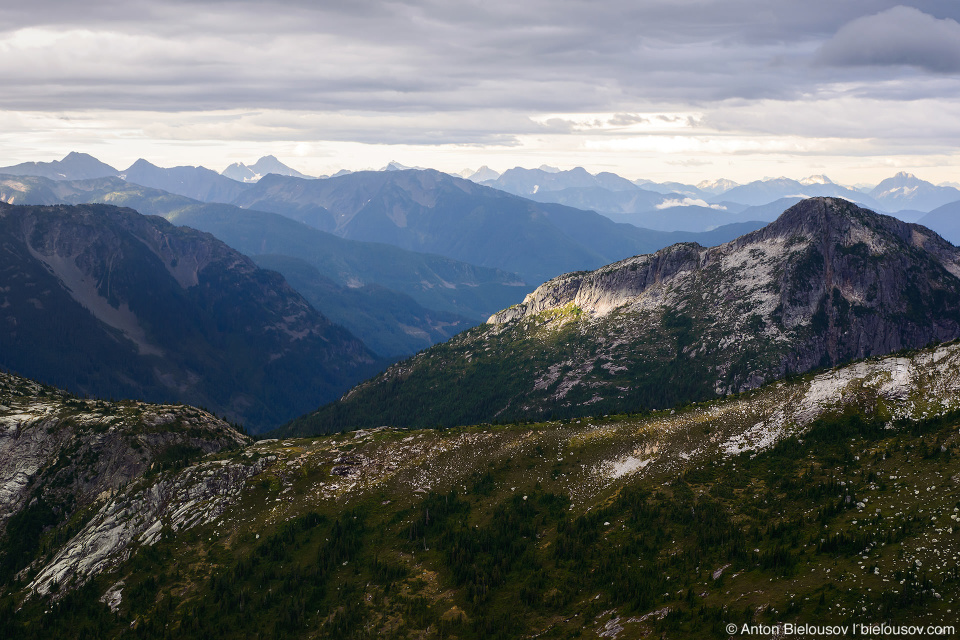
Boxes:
[62,151,97,161]
[0,152,118,181]
[866,172,960,212]
[382,161,424,171]
[465,165,501,182]
[800,174,834,186]
[695,178,739,194]
[221,155,311,182]
[126,158,156,170]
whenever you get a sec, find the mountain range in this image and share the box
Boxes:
[709,176,883,209]
[0,166,761,298]
[7,153,960,216]
[120,159,251,203]
[230,168,766,284]
[0,174,528,356]
[1,151,959,637]
[285,198,960,434]
[480,166,639,195]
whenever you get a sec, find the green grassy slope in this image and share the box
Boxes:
[4,342,960,638]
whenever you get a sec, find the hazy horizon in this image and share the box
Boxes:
[6,151,957,191]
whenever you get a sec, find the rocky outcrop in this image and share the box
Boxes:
[28,455,269,597]
[489,243,703,323]
[0,371,251,591]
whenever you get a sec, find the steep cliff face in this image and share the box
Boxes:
[0,202,382,430]
[288,198,960,433]
[0,371,250,588]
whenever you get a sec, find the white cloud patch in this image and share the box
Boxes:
[656,198,726,210]
[817,6,960,73]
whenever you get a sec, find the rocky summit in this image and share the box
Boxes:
[286,198,960,434]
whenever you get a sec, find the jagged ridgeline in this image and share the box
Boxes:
[285,198,960,435]
[0,202,382,431]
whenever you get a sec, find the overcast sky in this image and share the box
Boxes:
[2,1,960,184]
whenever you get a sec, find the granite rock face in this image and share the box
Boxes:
[28,454,269,597]
[0,371,252,593]
[292,198,960,432]
[0,373,249,529]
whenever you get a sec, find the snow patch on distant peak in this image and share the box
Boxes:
[800,175,834,185]
[696,178,739,193]
[878,186,919,198]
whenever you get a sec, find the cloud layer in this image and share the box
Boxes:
[1,1,959,181]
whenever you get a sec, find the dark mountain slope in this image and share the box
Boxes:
[285,198,960,434]
[0,203,380,431]
[251,254,472,358]
[0,174,528,343]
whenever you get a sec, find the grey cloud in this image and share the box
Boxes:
[1,0,960,149]
[0,1,948,115]
[816,6,960,73]
[608,113,649,126]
